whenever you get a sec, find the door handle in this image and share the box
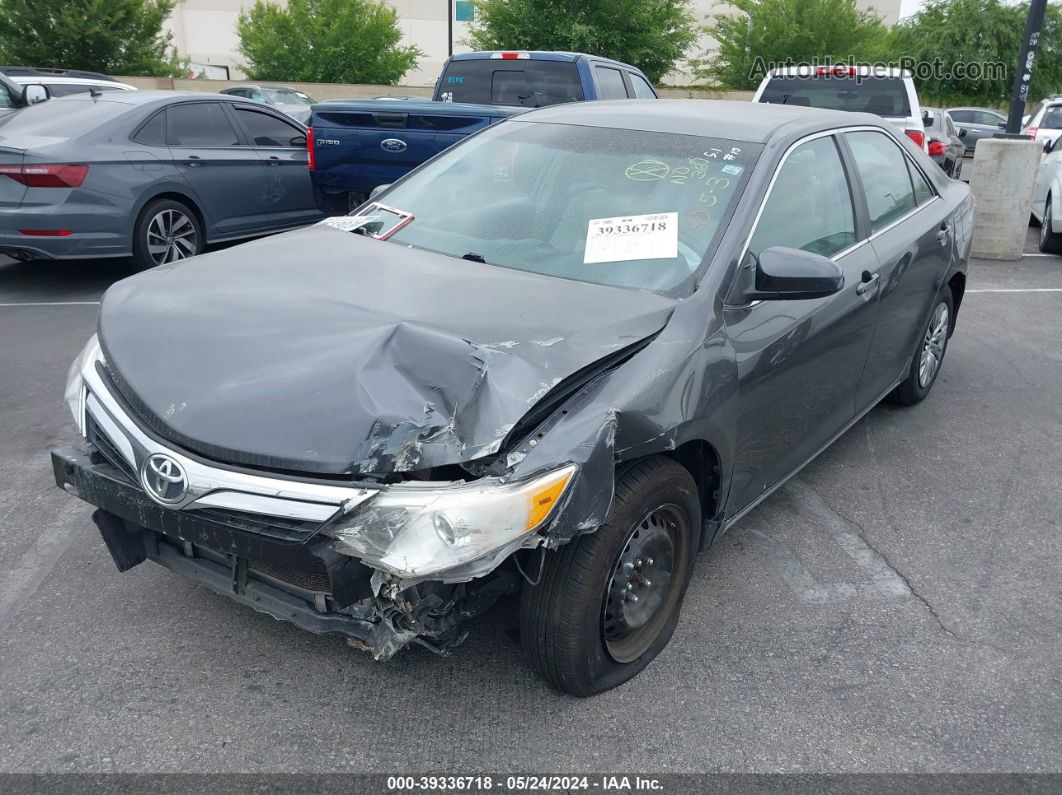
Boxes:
[937,222,951,245]
[185,155,201,167]
[856,271,880,296]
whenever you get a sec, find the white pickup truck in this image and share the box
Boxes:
[753,65,928,152]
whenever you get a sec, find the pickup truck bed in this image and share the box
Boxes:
[309,99,523,213]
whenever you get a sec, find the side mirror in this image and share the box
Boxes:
[21,83,48,105]
[746,247,844,301]
[997,122,1006,130]
[1045,138,1056,154]
[369,183,392,200]
[922,110,931,124]
[958,128,968,138]
[289,134,306,147]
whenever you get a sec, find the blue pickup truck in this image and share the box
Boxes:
[309,51,658,212]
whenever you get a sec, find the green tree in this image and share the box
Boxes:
[696,0,887,89]
[889,0,1062,106]
[0,0,184,77]
[467,0,698,85]
[237,0,421,85]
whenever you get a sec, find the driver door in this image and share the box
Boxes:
[723,133,881,515]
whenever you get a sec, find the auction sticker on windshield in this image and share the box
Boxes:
[584,212,678,264]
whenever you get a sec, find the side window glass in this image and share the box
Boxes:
[235,107,302,146]
[595,67,628,99]
[250,90,266,102]
[749,136,856,259]
[908,160,934,205]
[949,110,970,124]
[630,74,656,99]
[846,131,917,232]
[1040,108,1062,129]
[133,109,167,146]
[167,103,239,146]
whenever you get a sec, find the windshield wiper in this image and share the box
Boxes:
[461,252,488,264]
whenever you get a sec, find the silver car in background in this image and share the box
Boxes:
[0,91,323,270]
[219,85,316,125]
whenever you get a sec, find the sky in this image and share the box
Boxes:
[898,0,924,17]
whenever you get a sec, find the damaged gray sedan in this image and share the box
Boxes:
[52,100,971,695]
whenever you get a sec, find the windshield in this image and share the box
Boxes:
[378,121,761,296]
[437,60,584,107]
[760,75,911,117]
[263,87,315,106]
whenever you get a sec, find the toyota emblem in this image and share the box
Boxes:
[141,453,187,505]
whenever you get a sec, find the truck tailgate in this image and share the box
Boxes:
[310,100,523,204]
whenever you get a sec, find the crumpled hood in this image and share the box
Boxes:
[98,226,675,476]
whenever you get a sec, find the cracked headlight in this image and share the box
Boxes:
[64,334,98,437]
[326,464,576,580]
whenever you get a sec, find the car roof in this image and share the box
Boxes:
[512,99,891,144]
[766,65,911,78]
[449,51,641,70]
[11,74,136,90]
[41,91,255,109]
[947,106,1004,112]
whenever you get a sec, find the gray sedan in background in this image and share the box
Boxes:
[946,106,1006,154]
[219,85,316,125]
[0,91,323,270]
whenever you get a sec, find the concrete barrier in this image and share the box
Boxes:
[113,76,754,103]
[969,138,1043,260]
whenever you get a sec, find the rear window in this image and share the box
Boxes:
[438,60,584,107]
[759,75,911,117]
[0,97,122,135]
[1040,106,1062,129]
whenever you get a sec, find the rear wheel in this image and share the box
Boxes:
[132,198,203,271]
[889,290,953,406]
[1039,196,1062,254]
[520,457,699,696]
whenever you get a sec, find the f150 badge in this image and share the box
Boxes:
[381,138,408,153]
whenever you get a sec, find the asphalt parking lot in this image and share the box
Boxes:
[0,232,1059,775]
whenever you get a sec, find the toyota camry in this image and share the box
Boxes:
[52,100,971,695]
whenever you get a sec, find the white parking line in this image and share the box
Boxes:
[967,288,1062,293]
[0,301,100,307]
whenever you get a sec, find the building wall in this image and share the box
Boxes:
[163,0,901,86]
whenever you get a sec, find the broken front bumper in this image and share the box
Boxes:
[51,446,472,658]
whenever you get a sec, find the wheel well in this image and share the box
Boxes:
[661,440,722,524]
[948,271,966,326]
[137,192,206,239]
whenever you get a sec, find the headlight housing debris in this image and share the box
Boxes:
[326,464,576,580]
[64,334,99,437]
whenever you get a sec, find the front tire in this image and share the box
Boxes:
[889,289,953,406]
[132,198,204,271]
[1039,196,1062,254]
[520,457,700,696]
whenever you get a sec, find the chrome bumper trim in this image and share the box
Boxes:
[79,338,377,521]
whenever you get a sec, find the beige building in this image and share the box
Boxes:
[165,0,902,86]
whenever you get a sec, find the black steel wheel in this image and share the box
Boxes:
[520,456,700,696]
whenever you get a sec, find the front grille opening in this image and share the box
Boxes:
[249,561,332,593]
[184,507,324,543]
[86,415,137,484]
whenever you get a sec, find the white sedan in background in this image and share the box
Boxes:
[1031,137,1062,253]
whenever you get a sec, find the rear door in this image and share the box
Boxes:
[166,100,270,236]
[724,132,882,513]
[593,65,630,99]
[842,129,954,409]
[228,103,321,228]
